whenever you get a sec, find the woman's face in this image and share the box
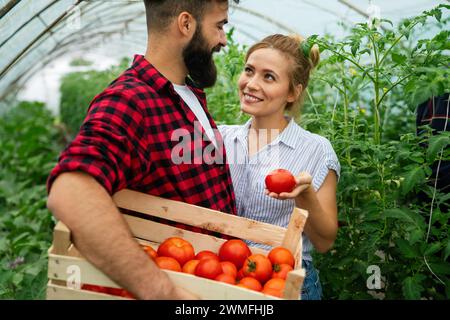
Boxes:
[238,48,296,119]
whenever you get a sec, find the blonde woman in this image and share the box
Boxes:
[219,34,340,300]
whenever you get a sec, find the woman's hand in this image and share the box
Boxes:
[265,172,313,200]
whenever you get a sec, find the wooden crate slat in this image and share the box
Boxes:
[47,254,279,300]
[283,269,305,300]
[281,207,308,269]
[113,189,286,247]
[165,270,279,300]
[48,253,120,288]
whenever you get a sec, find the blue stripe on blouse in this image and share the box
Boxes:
[219,117,340,261]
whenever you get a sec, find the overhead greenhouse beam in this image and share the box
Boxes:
[230,4,297,34]
[0,0,19,19]
[0,0,146,97]
[0,0,60,48]
[0,0,83,79]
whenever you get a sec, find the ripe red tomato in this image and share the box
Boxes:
[242,254,273,284]
[195,250,220,261]
[215,273,236,285]
[218,239,251,269]
[182,259,200,274]
[268,247,295,268]
[157,237,195,266]
[142,245,158,260]
[271,263,293,280]
[263,278,286,293]
[237,277,262,291]
[262,278,285,298]
[220,261,238,279]
[195,259,223,280]
[265,169,296,194]
[155,256,182,272]
[236,267,245,281]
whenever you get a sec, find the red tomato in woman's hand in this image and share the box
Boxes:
[268,247,295,268]
[242,254,273,284]
[195,259,223,280]
[218,239,251,269]
[155,256,182,272]
[157,237,195,266]
[195,250,220,261]
[265,169,296,194]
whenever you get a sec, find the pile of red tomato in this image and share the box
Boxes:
[150,237,295,298]
[81,237,296,299]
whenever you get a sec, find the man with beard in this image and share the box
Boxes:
[46,0,239,300]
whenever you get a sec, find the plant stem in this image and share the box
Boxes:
[371,34,381,145]
[341,67,352,166]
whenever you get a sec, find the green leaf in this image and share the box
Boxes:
[429,262,450,276]
[384,208,422,227]
[409,229,424,245]
[432,8,442,22]
[427,134,450,162]
[12,273,24,287]
[402,276,423,300]
[445,240,450,261]
[351,42,360,56]
[300,35,318,59]
[396,239,419,258]
[24,265,41,277]
[402,167,426,195]
[424,242,442,256]
[391,52,407,64]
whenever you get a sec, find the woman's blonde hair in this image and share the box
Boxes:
[245,34,320,116]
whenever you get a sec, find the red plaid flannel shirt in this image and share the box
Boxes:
[48,55,237,229]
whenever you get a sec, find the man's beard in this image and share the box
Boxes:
[183,25,222,89]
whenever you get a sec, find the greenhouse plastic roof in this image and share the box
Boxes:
[0,0,446,100]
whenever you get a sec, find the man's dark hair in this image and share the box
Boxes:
[143,0,239,32]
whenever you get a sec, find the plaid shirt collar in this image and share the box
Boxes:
[131,54,205,99]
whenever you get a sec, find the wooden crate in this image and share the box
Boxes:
[47,189,308,300]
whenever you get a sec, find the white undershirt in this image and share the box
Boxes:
[173,83,218,148]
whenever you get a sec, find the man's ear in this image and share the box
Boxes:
[287,84,303,103]
[177,11,196,37]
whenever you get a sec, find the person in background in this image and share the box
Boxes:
[219,34,340,300]
[416,93,450,195]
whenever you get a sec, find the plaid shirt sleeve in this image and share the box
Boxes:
[47,90,148,195]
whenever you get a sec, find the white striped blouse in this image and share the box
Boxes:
[219,117,340,261]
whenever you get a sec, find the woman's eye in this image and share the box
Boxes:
[244,67,253,74]
[265,74,275,81]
